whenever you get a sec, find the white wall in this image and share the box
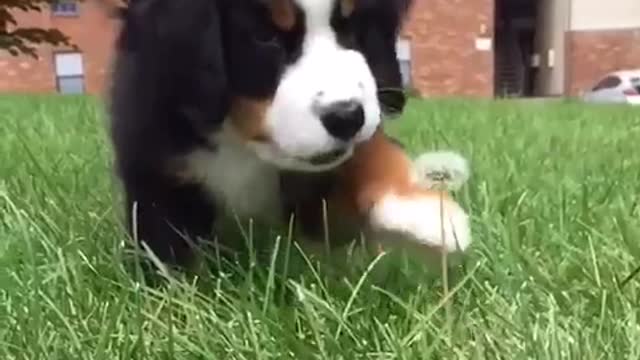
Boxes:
[534,0,570,96]
[396,38,412,88]
[570,0,640,31]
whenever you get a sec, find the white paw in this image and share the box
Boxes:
[369,193,471,254]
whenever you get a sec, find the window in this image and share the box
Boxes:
[630,77,640,92]
[396,38,412,88]
[591,76,621,91]
[53,52,85,95]
[51,0,79,17]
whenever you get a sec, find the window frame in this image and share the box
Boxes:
[52,51,86,95]
[51,0,79,17]
[396,38,412,89]
[55,75,85,95]
[630,77,640,92]
[591,75,621,91]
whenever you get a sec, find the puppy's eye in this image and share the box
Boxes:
[251,26,284,49]
[253,20,284,47]
[254,34,279,46]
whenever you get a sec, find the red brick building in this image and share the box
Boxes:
[0,0,117,95]
[1,0,639,98]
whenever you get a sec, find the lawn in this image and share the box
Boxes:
[1,95,640,359]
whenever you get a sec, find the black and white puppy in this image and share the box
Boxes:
[108,0,471,268]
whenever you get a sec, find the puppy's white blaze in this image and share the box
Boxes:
[411,151,471,191]
[260,0,381,171]
[185,125,282,220]
[370,193,472,253]
[294,0,334,30]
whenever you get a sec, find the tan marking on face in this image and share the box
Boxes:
[269,0,296,31]
[340,0,355,17]
[228,97,272,142]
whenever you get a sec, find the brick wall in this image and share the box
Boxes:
[401,0,495,97]
[0,2,118,95]
[566,28,640,95]
[2,0,497,98]
[5,1,637,99]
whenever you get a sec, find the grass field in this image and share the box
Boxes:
[1,95,640,359]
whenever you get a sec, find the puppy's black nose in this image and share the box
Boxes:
[319,100,365,141]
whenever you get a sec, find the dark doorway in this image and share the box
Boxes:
[494,0,538,97]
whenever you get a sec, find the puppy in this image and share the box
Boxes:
[106,0,472,269]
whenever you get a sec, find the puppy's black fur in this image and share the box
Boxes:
[108,0,413,268]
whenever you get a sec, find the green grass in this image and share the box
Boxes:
[1,94,640,359]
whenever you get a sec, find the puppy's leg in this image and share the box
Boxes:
[120,169,217,269]
[334,129,472,257]
[108,0,226,271]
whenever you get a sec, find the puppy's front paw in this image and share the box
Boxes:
[369,193,471,254]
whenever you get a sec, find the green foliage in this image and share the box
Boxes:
[0,0,75,57]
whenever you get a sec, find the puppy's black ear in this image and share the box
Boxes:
[353,0,412,119]
[397,0,413,18]
[109,0,229,172]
